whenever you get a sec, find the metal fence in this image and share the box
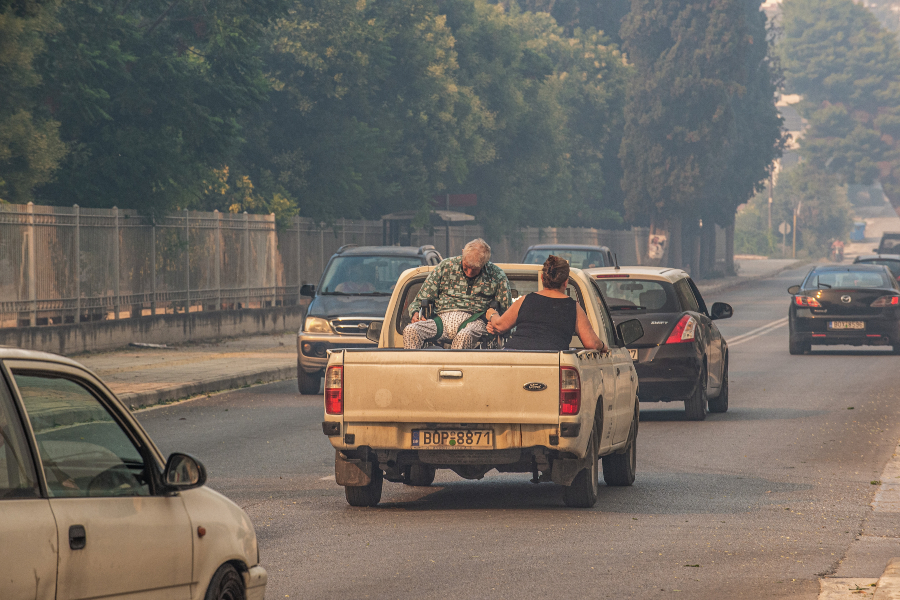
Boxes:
[2,202,715,329]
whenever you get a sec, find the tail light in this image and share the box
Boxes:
[794,296,821,307]
[325,366,343,415]
[559,367,581,415]
[871,295,900,307]
[665,315,698,344]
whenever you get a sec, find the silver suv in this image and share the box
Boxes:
[297,245,442,393]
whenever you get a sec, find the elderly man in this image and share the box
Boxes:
[404,238,512,349]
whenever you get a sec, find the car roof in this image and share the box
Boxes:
[0,346,87,368]
[855,254,900,261]
[582,265,689,283]
[525,244,611,252]
[809,264,890,272]
[334,245,435,257]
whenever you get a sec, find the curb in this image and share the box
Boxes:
[875,558,900,599]
[120,364,296,411]
[696,260,809,296]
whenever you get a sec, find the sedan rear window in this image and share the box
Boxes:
[592,279,678,313]
[804,270,892,289]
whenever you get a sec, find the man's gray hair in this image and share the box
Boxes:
[462,238,492,268]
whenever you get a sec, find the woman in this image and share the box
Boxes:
[487,255,606,352]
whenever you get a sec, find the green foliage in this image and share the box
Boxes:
[734,194,778,256]
[0,0,66,202]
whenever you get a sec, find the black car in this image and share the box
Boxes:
[297,245,442,393]
[875,232,900,254]
[586,266,733,421]
[788,264,900,354]
[522,244,615,269]
[853,254,900,281]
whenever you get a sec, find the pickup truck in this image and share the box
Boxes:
[321,264,644,508]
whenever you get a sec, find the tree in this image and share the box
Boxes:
[620,0,783,275]
[777,0,900,210]
[0,0,66,203]
[33,0,285,213]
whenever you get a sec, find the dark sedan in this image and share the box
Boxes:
[788,264,900,354]
[586,266,733,421]
[853,254,900,281]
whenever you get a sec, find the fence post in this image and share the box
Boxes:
[113,206,120,320]
[151,221,157,315]
[269,213,277,307]
[27,202,36,326]
[295,216,302,299]
[215,210,222,310]
[184,208,190,314]
[244,211,251,309]
[320,226,324,273]
[74,205,81,323]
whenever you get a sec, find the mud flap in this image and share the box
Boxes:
[335,451,372,486]
[551,457,582,486]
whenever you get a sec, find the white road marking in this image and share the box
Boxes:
[728,317,789,347]
[319,475,336,481]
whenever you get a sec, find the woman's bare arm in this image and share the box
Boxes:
[575,304,605,351]
[487,298,523,334]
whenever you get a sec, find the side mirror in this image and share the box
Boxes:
[616,318,644,346]
[300,284,316,297]
[710,302,733,320]
[163,453,207,491]
[510,289,519,299]
[366,321,383,344]
[787,285,801,295]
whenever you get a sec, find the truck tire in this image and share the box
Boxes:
[707,358,728,413]
[563,423,599,508]
[684,365,707,421]
[345,465,383,507]
[603,406,637,486]
[405,464,436,487]
[298,364,322,395]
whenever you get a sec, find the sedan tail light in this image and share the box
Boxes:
[870,295,900,307]
[325,366,343,415]
[794,296,822,307]
[559,367,581,415]
[665,315,697,344]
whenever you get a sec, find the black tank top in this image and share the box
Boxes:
[505,293,577,351]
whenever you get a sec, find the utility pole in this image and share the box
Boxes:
[792,201,802,259]
[768,172,773,233]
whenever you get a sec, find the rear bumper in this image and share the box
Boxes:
[790,310,900,346]
[245,565,267,600]
[633,343,701,402]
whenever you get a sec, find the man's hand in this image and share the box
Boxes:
[411,312,421,323]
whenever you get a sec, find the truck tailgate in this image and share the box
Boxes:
[341,349,560,424]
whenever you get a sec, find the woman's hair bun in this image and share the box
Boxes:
[541,255,570,289]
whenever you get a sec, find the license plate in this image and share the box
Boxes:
[628,349,638,360]
[412,430,493,448]
[828,321,865,330]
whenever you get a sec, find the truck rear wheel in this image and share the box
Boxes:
[563,424,599,508]
[602,406,637,486]
[345,466,383,507]
[405,464,436,487]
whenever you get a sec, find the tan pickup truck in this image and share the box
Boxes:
[321,264,644,508]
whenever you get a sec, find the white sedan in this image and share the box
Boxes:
[0,348,266,600]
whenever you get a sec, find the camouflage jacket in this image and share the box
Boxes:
[408,256,512,317]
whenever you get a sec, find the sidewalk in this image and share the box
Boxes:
[74,332,298,410]
[695,256,805,295]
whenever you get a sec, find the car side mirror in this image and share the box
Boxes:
[366,321,382,344]
[787,285,801,295]
[163,453,207,491]
[300,284,316,297]
[710,302,733,320]
[616,319,644,346]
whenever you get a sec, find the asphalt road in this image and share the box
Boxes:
[138,263,900,599]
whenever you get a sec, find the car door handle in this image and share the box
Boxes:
[439,370,463,379]
[69,525,86,550]
[616,367,620,376]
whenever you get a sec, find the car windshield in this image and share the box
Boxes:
[593,279,677,313]
[523,249,607,268]
[320,256,422,295]
[857,260,900,278]
[804,270,891,289]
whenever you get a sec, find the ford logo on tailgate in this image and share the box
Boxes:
[524,382,547,392]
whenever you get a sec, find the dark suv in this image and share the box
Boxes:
[297,245,442,393]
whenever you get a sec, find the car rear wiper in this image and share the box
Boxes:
[816,282,832,288]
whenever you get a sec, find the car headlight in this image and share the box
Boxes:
[304,317,332,333]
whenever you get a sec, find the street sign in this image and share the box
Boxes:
[778,221,791,235]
